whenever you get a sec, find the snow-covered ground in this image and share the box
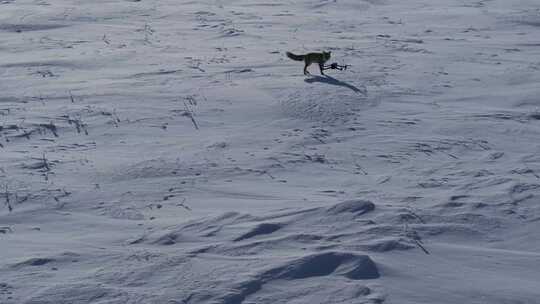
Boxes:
[1,0,540,303]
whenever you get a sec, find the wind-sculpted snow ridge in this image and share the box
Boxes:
[120,200,387,304]
[7,202,388,304]
[127,197,536,259]
[3,193,540,303]
[12,196,535,304]
[106,197,536,303]
[217,252,380,304]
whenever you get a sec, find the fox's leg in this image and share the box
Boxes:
[319,63,325,75]
[304,62,311,75]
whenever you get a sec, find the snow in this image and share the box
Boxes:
[1,0,540,303]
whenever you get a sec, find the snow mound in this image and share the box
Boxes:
[360,238,415,252]
[326,199,375,215]
[218,251,379,304]
[11,252,81,269]
[263,251,379,280]
[234,222,283,241]
[280,78,371,123]
[24,284,125,304]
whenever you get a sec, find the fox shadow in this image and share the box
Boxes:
[304,75,366,95]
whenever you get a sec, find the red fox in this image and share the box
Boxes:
[286,51,331,75]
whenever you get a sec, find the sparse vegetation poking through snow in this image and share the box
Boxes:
[41,153,50,172]
[39,121,59,137]
[2,184,12,212]
[182,101,199,130]
[1,183,30,213]
[176,197,192,211]
[138,23,155,44]
[102,34,110,45]
[100,110,121,128]
[53,188,71,208]
[61,114,89,135]
[68,91,75,103]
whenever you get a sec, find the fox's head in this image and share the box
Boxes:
[323,51,331,61]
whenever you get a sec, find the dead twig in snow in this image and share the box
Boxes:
[102,34,110,45]
[176,198,192,211]
[183,102,199,130]
[3,184,12,212]
[412,238,430,254]
[42,153,51,172]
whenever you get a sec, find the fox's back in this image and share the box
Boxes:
[305,52,330,64]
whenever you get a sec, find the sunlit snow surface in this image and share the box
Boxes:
[1,0,540,303]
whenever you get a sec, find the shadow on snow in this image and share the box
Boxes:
[305,75,366,95]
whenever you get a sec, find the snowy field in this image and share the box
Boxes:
[1,0,540,303]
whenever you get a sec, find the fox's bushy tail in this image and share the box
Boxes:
[286,52,305,61]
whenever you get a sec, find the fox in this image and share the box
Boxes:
[286,51,331,75]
